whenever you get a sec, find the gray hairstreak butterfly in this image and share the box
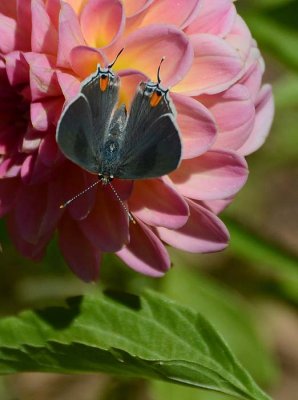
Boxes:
[56,50,182,222]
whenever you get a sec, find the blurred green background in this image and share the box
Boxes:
[0,0,298,399]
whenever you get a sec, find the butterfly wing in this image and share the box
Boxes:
[117,113,182,179]
[56,94,98,173]
[115,82,181,179]
[81,68,120,158]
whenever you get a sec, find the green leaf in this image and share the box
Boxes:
[161,263,278,386]
[0,291,270,400]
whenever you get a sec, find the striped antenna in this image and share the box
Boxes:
[59,180,100,209]
[108,182,136,224]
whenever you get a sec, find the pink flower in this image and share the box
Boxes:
[0,0,274,281]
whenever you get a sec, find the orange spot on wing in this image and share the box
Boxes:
[99,75,109,91]
[150,91,162,107]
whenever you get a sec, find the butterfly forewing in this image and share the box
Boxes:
[81,68,120,160]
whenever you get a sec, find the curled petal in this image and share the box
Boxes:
[118,69,148,107]
[80,184,129,252]
[239,47,264,102]
[170,150,248,200]
[129,178,189,229]
[117,219,170,276]
[225,15,252,62]
[80,0,125,48]
[239,85,274,156]
[59,215,101,282]
[203,197,234,215]
[70,46,106,79]
[157,200,229,253]
[57,2,86,67]
[171,93,217,158]
[198,84,255,150]
[174,34,243,96]
[128,0,202,30]
[185,0,236,37]
[113,24,193,88]
[124,0,153,17]
[31,0,58,55]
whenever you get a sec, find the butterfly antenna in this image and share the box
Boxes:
[157,56,165,84]
[108,48,124,69]
[108,182,136,224]
[60,180,100,209]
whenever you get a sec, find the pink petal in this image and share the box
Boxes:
[117,219,170,276]
[31,0,58,55]
[174,34,244,96]
[123,0,152,18]
[128,0,202,30]
[80,0,125,48]
[80,184,130,252]
[129,178,189,229]
[239,47,264,102]
[0,178,20,217]
[171,93,217,158]
[30,98,63,131]
[118,70,148,108]
[64,0,88,15]
[46,0,61,28]
[157,199,229,253]
[238,85,274,156]
[111,25,193,88]
[70,46,106,79]
[57,2,86,68]
[170,150,248,200]
[24,53,61,101]
[203,197,234,215]
[56,71,81,102]
[0,14,17,53]
[59,215,101,281]
[185,0,236,37]
[5,51,29,86]
[225,15,252,62]
[16,0,32,50]
[198,84,255,150]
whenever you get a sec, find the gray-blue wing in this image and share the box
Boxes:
[117,113,182,179]
[56,94,99,174]
[81,71,120,157]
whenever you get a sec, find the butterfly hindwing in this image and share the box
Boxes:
[56,94,98,173]
[117,112,181,179]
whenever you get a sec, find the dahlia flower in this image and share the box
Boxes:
[0,0,274,281]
